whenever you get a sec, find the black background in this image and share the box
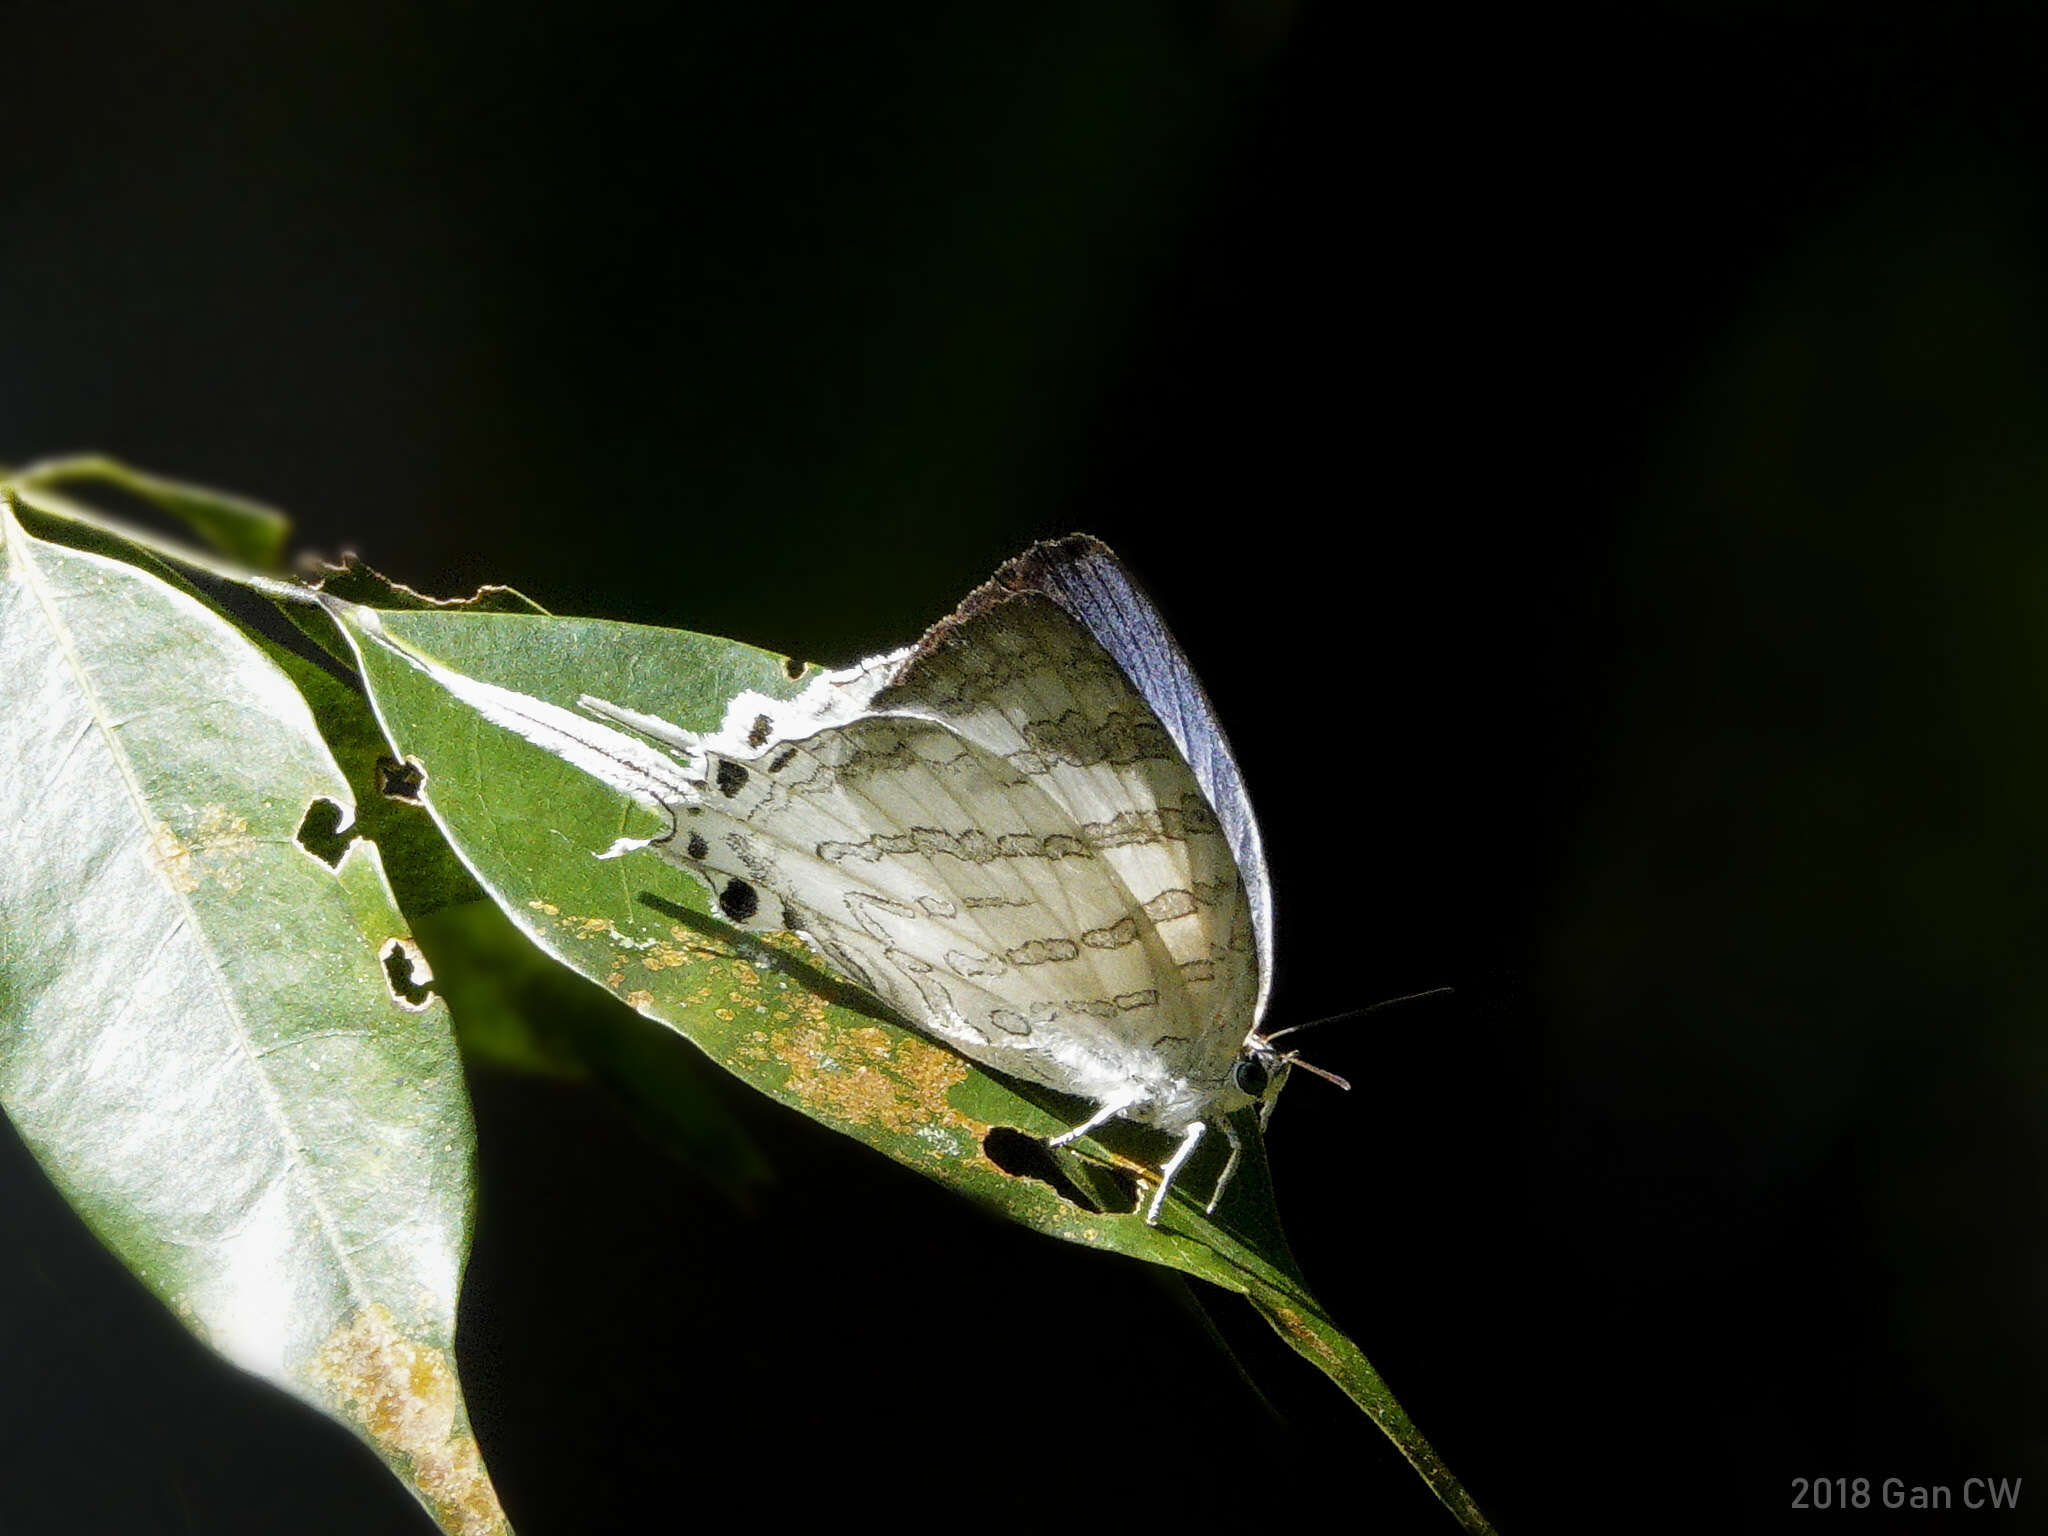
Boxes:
[7,3,2048,1531]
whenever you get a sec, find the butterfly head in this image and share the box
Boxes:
[1238,990,1451,1126]
[1230,1044,1277,1101]
[1226,1034,1344,1130]
[1235,1031,1352,1128]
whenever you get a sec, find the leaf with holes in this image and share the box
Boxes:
[0,507,509,1536]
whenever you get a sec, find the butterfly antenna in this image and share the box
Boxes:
[1278,1052,1352,1092]
[1262,985,1454,1044]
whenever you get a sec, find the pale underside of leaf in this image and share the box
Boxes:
[0,509,507,1536]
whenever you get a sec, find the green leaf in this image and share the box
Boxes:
[278,642,494,923]
[306,552,547,616]
[7,474,492,924]
[12,454,292,569]
[0,507,509,1536]
[325,598,1493,1532]
[411,897,773,1201]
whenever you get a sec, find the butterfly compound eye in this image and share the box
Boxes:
[1231,1055,1270,1098]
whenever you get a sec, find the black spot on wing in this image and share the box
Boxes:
[715,759,750,797]
[686,832,710,861]
[719,878,760,922]
[746,713,773,748]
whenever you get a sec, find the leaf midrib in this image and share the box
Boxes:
[7,510,375,1315]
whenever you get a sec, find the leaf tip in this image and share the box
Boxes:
[309,1303,510,1536]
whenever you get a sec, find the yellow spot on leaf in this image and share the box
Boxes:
[1266,1302,1343,1372]
[527,899,560,916]
[190,804,253,892]
[151,822,198,894]
[757,1018,990,1157]
[641,936,723,972]
[310,1304,507,1536]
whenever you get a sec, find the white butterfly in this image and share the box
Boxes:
[388,536,1328,1222]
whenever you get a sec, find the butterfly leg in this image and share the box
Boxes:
[1047,1096,1137,1150]
[1203,1117,1245,1216]
[1257,1061,1295,1132]
[1145,1120,1208,1225]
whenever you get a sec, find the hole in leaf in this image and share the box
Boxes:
[295,798,353,867]
[783,656,806,680]
[380,937,434,1010]
[983,1127,1137,1215]
[376,755,426,801]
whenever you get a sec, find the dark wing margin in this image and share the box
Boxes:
[905,533,1276,1017]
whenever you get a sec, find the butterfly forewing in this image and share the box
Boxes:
[970,537,1274,1018]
